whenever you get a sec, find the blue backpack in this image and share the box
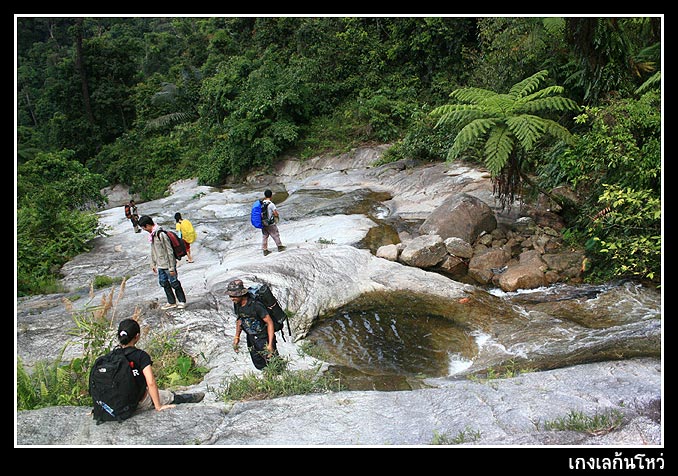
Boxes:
[250,200,274,229]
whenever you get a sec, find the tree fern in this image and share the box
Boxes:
[433,104,484,128]
[506,115,545,151]
[520,85,565,102]
[520,96,579,113]
[542,120,577,145]
[449,87,497,104]
[431,69,580,208]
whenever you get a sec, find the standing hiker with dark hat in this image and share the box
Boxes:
[227,279,279,370]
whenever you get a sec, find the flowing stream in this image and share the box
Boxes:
[305,280,662,391]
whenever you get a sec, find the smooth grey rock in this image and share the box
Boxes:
[16,149,662,447]
[16,358,661,446]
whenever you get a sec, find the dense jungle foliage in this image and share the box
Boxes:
[16,16,662,296]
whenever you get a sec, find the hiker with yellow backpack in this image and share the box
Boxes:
[174,212,197,263]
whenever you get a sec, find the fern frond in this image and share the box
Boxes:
[635,71,661,94]
[449,87,497,104]
[146,112,194,130]
[56,366,70,395]
[430,104,457,117]
[486,94,516,114]
[448,118,496,160]
[509,70,549,98]
[432,104,485,128]
[521,85,565,102]
[541,119,576,145]
[484,125,514,175]
[506,115,545,151]
[542,17,565,35]
[520,96,580,113]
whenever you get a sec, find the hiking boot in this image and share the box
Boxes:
[278,245,286,252]
[263,249,271,256]
[172,392,205,404]
[161,303,177,310]
[176,302,186,309]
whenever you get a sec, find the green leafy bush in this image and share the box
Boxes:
[17,150,107,296]
[547,91,661,283]
[585,185,661,282]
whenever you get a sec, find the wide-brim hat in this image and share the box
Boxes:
[226,279,248,297]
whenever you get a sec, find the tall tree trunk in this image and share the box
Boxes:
[22,88,38,126]
[118,104,128,130]
[74,18,95,126]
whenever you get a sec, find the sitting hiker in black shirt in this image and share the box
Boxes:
[116,318,204,412]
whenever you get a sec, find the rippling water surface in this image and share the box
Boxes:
[306,292,479,390]
[305,281,661,391]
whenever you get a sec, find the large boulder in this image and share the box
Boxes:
[419,193,497,243]
[497,250,548,292]
[467,248,511,285]
[399,234,448,268]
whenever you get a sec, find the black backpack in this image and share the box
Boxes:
[260,200,276,226]
[248,283,291,341]
[89,347,140,425]
[158,230,188,260]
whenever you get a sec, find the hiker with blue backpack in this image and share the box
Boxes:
[259,189,286,256]
[138,215,188,311]
[227,279,279,370]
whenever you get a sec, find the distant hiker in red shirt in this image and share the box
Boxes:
[124,200,141,233]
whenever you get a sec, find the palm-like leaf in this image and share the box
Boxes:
[509,70,549,98]
[519,96,579,113]
[541,119,577,145]
[635,71,660,94]
[520,85,565,102]
[449,118,496,159]
[146,112,195,130]
[432,104,485,128]
[449,87,497,104]
[506,115,545,151]
[151,83,180,105]
[484,125,514,175]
